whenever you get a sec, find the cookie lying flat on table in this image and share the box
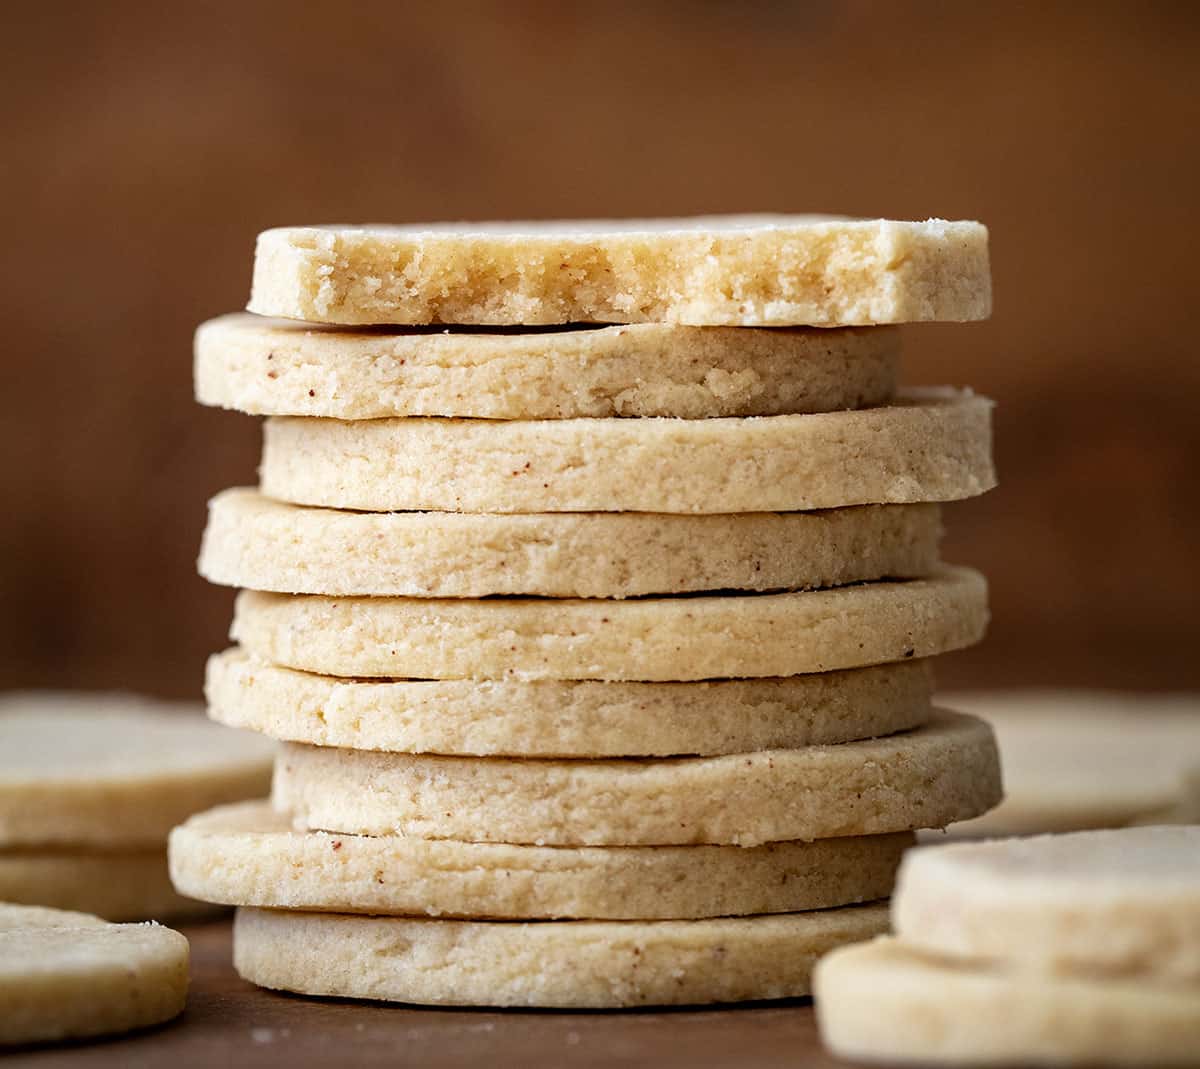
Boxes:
[171,801,910,920]
[231,566,987,682]
[894,826,1200,982]
[248,216,990,327]
[206,652,933,757]
[273,710,1000,847]
[0,849,218,924]
[0,693,275,847]
[815,936,1200,1068]
[942,690,1200,835]
[0,903,188,1046]
[258,389,994,514]
[201,490,943,599]
[234,902,890,1008]
[196,314,899,419]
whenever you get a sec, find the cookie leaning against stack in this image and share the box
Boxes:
[172,215,1002,1008]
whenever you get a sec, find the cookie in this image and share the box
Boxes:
[259,389,994,514]
[815,937,1200,1067]
[171,800,910,920]
[195,314,899,419]
[248,216,990,326]
[201,490,943,599]
[942,691,1200,835]
[0,848,218,923]
[231,565,987,681]
[234,902,890,1008]
[273,710,1000,846]
[0,903,188,1046]
[0,692,275,847]
[894,827,1200,982]
[206,651,933,757]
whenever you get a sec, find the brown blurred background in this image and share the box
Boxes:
[2,1,1197,698]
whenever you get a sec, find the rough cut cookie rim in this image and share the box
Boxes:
[272,709,1002,846]
[205,650,934,757]
[233,901,891,1008]
[201,489,944,599]
[170,800,912,920]
[195,313,901,420]
[248,215,991,327]
[230,564,988,682]
[258,388,995,515]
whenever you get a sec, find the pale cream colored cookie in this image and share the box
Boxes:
[259,389,994,514]
[248,216,990,326]
[273,710,1000,847]
[231,565,987,682]
[0,692,275,847]
[171,800,911,919]
[893,827,1200,982]
[0,848,220,923]
[942,690,1200,836]
[0,903,189,1046]
[234,901,890,1008]
[196,313,900,419]
[815,937,1200,1067]
[201,490,943,599]
[206,651,933,757]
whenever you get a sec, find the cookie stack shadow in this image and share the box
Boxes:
[170,217,1003,1008]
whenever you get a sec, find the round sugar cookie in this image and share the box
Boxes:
[0,848,219,924]
[259,389,994,514]
[234,901,890,1008]
[248,216,990,326]
[171,801,911,920]
[894,827,1200,982]
[815,937,1200,1067]
[201,490,942,599]
[0,692,275,848]
[232,566,986,682]
[196,313,899,419]
[0,903,189,1046]
[206,651,933,757]
[273,710,1001,847]
[942,690,1200,836]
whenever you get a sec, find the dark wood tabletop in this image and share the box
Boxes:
[10,917,856,1068]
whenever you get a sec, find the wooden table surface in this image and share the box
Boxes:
[11,917,857,1068]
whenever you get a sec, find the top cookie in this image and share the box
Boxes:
[0,692,276,847]
[248,216,991,327]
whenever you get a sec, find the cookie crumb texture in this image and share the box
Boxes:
[233,902,890,1008]
[196,314,899,420]
[258,389,995,514]
[272,710,1001,846]
[201,490,944,599]
[230,566,988,682]
[0,903,189,1046]
[247,216,991,327]
[815,937,1200,1067]
[171,801,911,920]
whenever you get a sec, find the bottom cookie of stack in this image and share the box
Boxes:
[234,903,890,1009]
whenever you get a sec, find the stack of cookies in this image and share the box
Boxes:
[817,826,1200,1065]
[171,216,1003,1008]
